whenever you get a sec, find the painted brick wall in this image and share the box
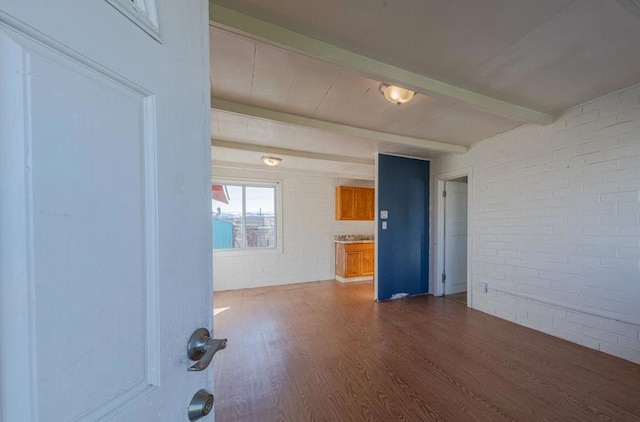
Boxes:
[432,84,640,363]
[212,167,375,291]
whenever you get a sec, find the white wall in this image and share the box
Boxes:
[212,167,375,291]
[432,84,640,363]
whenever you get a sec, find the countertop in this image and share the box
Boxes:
[334,235,374,244]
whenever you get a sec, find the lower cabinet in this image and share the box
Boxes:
[335,242,374,282]
[361,249,374,276]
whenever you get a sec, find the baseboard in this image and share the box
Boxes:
[336,275,373,283]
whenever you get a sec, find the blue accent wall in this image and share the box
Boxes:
[377,154,430,300]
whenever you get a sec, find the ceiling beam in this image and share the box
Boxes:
[209,3,554,126]
[212,139,375,165]
[211,159,375,180]
[212,98,468,154]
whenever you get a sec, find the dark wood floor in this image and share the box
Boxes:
[213,280,640,422]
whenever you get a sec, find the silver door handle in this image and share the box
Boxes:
[187,328,227,371]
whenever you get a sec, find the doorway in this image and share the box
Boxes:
[436,170,472,306]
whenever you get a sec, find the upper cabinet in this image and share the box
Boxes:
[335,186,375,220]
[355,188,375,220]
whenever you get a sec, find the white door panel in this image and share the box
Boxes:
[0,2,212,421]
[444,181,468,295]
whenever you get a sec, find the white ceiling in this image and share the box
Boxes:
[209,0,640,178]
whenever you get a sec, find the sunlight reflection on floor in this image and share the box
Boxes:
[213,306,230,316]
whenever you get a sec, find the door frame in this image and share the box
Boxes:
[435,168,473,306]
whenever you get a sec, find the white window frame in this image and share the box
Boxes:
[105,0,162,42]
[212,178,283,256]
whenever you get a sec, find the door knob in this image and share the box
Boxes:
[188,389,214,421]
[187,328,227,371]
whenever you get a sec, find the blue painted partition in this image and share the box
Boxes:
[377,154,430,301]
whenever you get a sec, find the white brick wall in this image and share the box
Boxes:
[433,84,640,364]
[212,167,375,291]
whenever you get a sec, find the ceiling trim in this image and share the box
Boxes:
[212,139,375,165]
[212,98,468,154]
[209,3,554,126]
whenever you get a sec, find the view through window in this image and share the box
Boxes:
[212,183,276,250]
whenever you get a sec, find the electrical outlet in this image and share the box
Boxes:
[480,282,488,293]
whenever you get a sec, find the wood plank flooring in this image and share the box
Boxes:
[213,280,640,422]
[445,292,467,305]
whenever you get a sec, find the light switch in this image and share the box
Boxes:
[380,210,388,219]
[382,221,387,230]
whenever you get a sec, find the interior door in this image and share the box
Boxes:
[444,180,468,295]
[0,1,213,421]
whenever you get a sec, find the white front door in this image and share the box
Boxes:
[444,180,468,295]
[0,1,213,421]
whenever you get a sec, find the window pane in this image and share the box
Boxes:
[245,186,275,248]
[212,185,244,249]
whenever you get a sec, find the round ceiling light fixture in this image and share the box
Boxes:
[379,83,415,105]
[261,155,283,167]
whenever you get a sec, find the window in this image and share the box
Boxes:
[105,0,161,41]
[212,182,278,251]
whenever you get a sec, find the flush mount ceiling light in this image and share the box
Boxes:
[379,83,415,105]
[261,155,283,167]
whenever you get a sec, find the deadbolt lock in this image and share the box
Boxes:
[188,389,214,421]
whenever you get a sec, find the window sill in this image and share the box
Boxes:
[213,247,282,257]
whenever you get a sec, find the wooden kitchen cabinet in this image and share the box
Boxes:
[344,251,361,277]
[335,186,357,220]
[335,186,374,220]
[355,188,375,220]
[361,249,375,276]
[335,242,374,282]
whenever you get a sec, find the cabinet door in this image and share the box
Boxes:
[336,186,357,220]
[369,188,375,220]
[354,188,374,220]
[361,249,375,275]
[345,251,362,277]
